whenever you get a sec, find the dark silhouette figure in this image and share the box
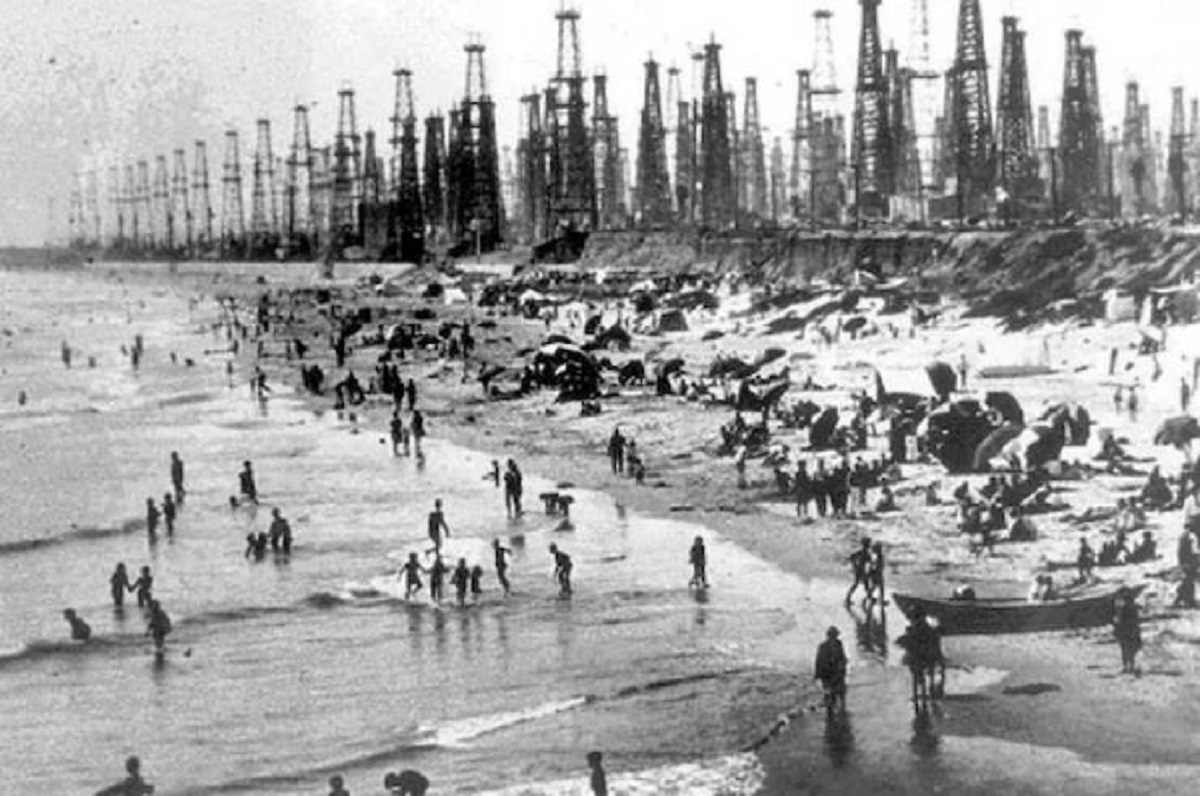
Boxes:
[814,626,848,712]
[169,452,185,504]
[94,755,154,795]
[587,751,608,796]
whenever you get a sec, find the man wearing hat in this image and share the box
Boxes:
[814,625,848,711]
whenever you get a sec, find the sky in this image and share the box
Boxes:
[3,0,1200,245]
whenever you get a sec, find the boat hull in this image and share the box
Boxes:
[893,586,1143,635]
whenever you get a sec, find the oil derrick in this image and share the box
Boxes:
[885,47,920,200]
[333,85,363,246]
[85,170,101,246]
[107,166,123,249]
[390,68,424,261]
[948,0,994,217]
[311,147,334,250]
[674,78,694,224]
[1168,87,1188,217]
[1058,31,1102,215]
[790,70,813,220]
[136,160,153,249]
[811,10,845,224]
[933,75,956,193]
[171,149,191,253]
[249,119,278,256]
[906,0,940,197]
[192,141,213,253]
[362,130,380,206]
[220,131,245,257]
[446,107,464,240]
[995,17,1042,216]
[593,72,622,229]
[851,0,893,218]
[1190,99,1200,215]
[424,114,448,243]
[637,57,672,227]
[769,136,786,222]
[726,90,740,221]
[454,37,503,252]
[152,155,171,250]
[285,105,314,254]
[518,93,548,241]
[742,77,768,220]
[124,165,139,251]
[665,65,681,212]
[359,129,387,257]
[67,172,85,246]
[548,5,596,234]
[1120,84,1146,217]
[699,38,734,229]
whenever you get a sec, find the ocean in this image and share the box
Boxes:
[0,266,814,794]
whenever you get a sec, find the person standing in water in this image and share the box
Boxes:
[450,558,471,607]
[503,459,524,517]
[132,566,154,608]
[399,553,425,600]
[428,556,448,605]
[268,507,293,553]
[427,498,450,554]
[161,494,176,536]
[110,563,133,608]
[95,756,154,796]
[238,460,258,504]
[411,409,426,454]
[169,452,185,505]
[845,538,872,604]
[549,543,573,596]
[389,412,405,456]
[814,626,848,712]
[145,498,160,539]
[63,608,92,641]
[492,539,513,595]
[470,565,485,601]
[146,600,172,654]
[688,536,708,588]
[61,340,72,369]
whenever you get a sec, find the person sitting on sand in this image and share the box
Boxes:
[383,769,429,796]
[924,482,940,506]
[1028,574,1058,602]
[95,755,154,795]
[1142,466,1174,511]
[327,774,350,796]
[1128,531,1157,564]
[63,608,91,641]
[874,483,898,514]
[1007,505,1038,542]
[1174,574,1197,609]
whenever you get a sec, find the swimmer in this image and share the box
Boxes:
[549,543,573,596]
[492,539,513,595]
[95,755,154,796]
[450,558,471,606]
[161,494,176,536]
[428,555,448,605]
[470,565,484,601]
[63,608,91,642]
[268,507,292,553]
[238,460,258,504]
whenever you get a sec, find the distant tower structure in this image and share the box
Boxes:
[906,0,940,197]
[672,66,694,223]
[995,16,1041,216]
[67,172,85,247]
[391,68,424,261]
[107,165,123,249]
[362,130,381,207]
[1168,86,1188,217]
[84,169,101,246]
[664,64,681,212]
[948,0,994,216]
[1121,83,1147,218]
[886,47,920,201]
[725,90,740,220]
[593,71,622,229]
[637,57,673,226]
[249,118,278,253]
[136,160,153,249]
[1190,98,1200,215]
[811,10,845,223]
[152,155,171,250]
[124,164,140,251]
[699,37,734,228]
[790,69,813,220]
[769,136,786,222]
[1036,105,1056,207]
[453,36,503,251]
[311,146,334,249]
[192,140,213,252]
[742,77,768,220]
[424,114,448,242]
[549,4,596,233]
[286,104,314,253]
[852,0,893,217]
[1058,30,1102,215]
[516,93,546,241]
[220,131,245,257]
[333,85,363,245]
[171,149,191,252]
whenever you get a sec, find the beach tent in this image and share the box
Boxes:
[926,361,958,400]
[973,424,1024,471]
[985,391,1025,426]
[1103,289,1138,323]
[1154,415,1200,448]
[657,308,689,333]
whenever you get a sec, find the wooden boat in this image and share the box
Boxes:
[892,585,1145,636]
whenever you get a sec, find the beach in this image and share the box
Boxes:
[2,258,1199,794]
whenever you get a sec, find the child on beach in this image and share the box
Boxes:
[63,609,91,642]
[110,562,133,608]
[133,566,154,608]
[549,544,573,596]
[492,539,513,595]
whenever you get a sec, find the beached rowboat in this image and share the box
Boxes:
[893,585,1144,635]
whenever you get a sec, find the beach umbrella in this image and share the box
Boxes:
[1154,416,1200,448]
[758,381,792,410]
[985,391,1025,426]
[655,358,686,379]
[972,424,1024,472]
[926,361,958,399]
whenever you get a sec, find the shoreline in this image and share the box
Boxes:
[87,261,1200,792]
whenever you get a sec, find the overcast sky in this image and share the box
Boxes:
[3,0,1198,245]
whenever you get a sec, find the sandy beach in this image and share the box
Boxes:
[57,253,1197,794]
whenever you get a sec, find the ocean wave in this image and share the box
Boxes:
[476,752,767,795]
[408,697,589,749]
[0,634,146,671]
[612,668,751,700]
[0,518,145,557]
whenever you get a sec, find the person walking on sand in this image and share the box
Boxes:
[688,536,708,588]
[867,542,887,605]
[406,378,417,412]
[1076,537,1096,584]
[427,499,450,554]
[549,543,573,596]
[504,459,524,517]
[608,427,626,474]
[110,562,133,609]
[587,751,608,796]
[238,460,258,504]
[493,539,513,595]
[845,538,873,604]
[1113,587,1142,674]
[169,452,185,504]
[94,755,155,795]
[814,626,848,712]
[389,411,405,456]
[411,409,426,454]
[161,494,176,536]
